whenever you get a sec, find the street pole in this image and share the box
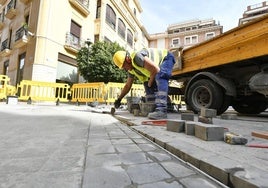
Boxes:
[85,38,92,63]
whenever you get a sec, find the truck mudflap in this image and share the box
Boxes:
[249,71,268,96]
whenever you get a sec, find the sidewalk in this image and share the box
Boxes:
[0,103,226,188]
[0,103,267,188]
[112,107,268,188]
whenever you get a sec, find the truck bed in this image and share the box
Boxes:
[172,14,268,78]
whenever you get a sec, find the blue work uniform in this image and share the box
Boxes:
[128,48,175,112]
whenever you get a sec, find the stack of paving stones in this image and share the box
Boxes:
[167,108,224,141]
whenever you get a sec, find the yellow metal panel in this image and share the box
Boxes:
[17,80,71,102]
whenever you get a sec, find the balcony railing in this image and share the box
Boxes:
[14,26,29,48]
[1,39,10,51]
[69,0,90,16]
[64,32,82,53]
[0,39,11,57]
[5,0,17,19]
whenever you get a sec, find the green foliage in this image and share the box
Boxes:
[77,41,127,83]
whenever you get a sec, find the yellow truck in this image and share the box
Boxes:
[170,14,268,115]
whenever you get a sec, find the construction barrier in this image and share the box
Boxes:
[105,82,145,104]
[1,76,183,105]
[70,82,183,105]
[71,82,106,103]
[17,80,71,104]
[0,74,16,100]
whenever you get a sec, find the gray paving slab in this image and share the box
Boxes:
[0,103,227,188]
[117,109,268,188]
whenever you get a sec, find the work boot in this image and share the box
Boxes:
[148,110,167,120]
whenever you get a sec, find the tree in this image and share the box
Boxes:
[77,41,127,83]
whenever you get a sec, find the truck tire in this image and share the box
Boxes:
[232,94,268,114]
[187,79,223,114]
[217,95,232,115]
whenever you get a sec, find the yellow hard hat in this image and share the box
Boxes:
[113,51,127,69]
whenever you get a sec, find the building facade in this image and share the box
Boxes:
[0,0,148,85]
[148,18,223,50]
[239,1,268,25]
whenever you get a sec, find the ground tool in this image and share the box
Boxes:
[141,120,167,126]
[224,132,248,145]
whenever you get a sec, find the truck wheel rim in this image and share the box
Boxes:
[193,86,212,107]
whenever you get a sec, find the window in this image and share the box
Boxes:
[127,29,133,47]
[185,35,198,45]
[118,18,126,39]
[16,53,25,85]
[70,20,81,47]
[192,36,198,43]
[171,38,180,47]
[205,32,215,40]
[96,0,101,19]
[106,4,116,30]
[3,60,9,75]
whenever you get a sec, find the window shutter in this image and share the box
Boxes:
[71,21,81,37]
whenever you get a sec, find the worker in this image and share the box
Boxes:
[112,48,175,119]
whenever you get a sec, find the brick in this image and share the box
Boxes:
[133,109,140,116]
[139,102,155,117]
[181,113,194,121]
[167,120,185,133]
[198,116,213,124]
[185,121,197,135]
[195,123,224,141]
[200,107,217,118]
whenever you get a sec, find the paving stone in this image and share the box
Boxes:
[110,138,135,145]
[154,133,178,149]
[195,123,224,141]
[180,175,221,188]
[119,152,153,165]
[147,151,172,161]
[167,120,185,132]
[139,181,184,188]
[200,108,217,118]
[138,143,159,152]
[198,116,213,124]
[87,143,116,154]
[160,161,196,178]
[85,153,121,168]
[185,121,196,135]
[126,163,172,184]
[83,167,131,188]
[181,113,195,121]
[199,155,242,185]
[166,140,218,169]
[114,144,142,153]
[229,165,268,188]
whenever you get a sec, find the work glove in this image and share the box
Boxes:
[114,98,122,109]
